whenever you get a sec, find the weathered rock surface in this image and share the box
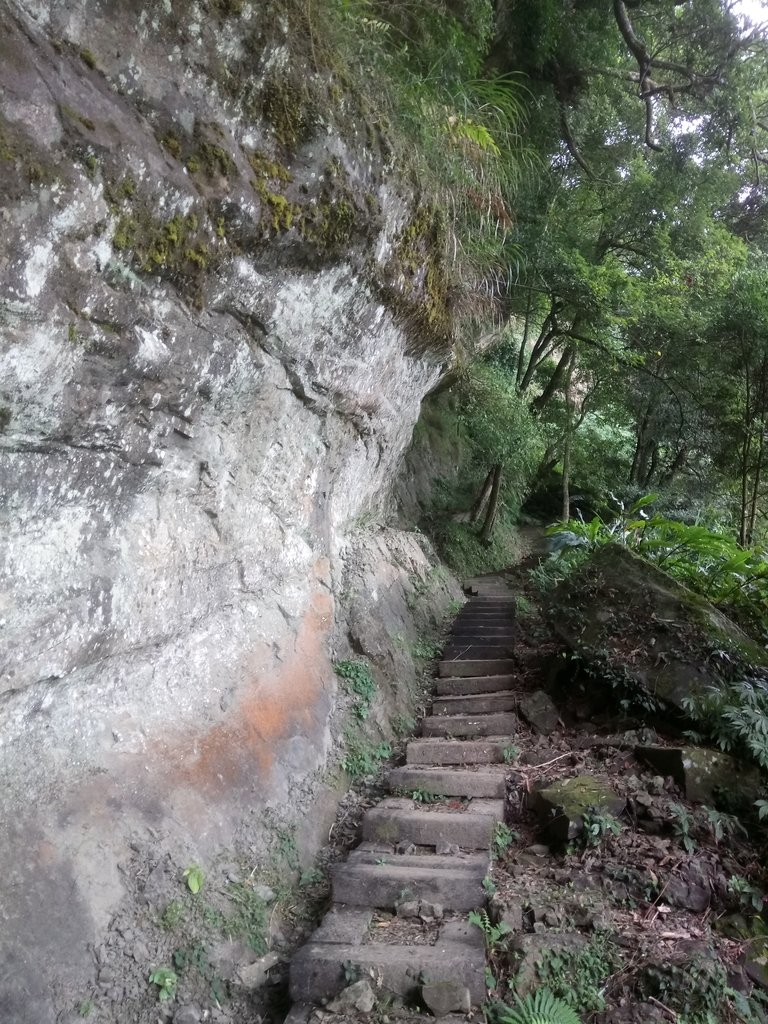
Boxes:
[0,3,462,1020]
[551,545,768,714]
[530,775,625,844]
[519,689,561,735]
[636,745,763,810]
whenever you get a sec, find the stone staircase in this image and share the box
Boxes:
[286,576,517,1019]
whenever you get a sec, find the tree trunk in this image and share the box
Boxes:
[561,350,577,522]
[480,463,503,545]
[533,344,576,412]
[515,286,534,386]
[469,467,495,525]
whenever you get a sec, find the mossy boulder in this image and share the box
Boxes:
[636,745,762,810]
[551,545,768,716]
[530,775,625,844]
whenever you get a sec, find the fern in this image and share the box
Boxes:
[499,989,582,1024]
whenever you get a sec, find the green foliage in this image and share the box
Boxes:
[668,801,697,854]
[547,494,768,636]
[492,821,519,856]
[225,882,268,953]
[728,875,765,914]
[148,966,178,1002]
[159,900,186,931]
[498,989,582,1024]
[328,0,532,302]
[468,908,513,950]
[335,659,376,720]
[341,730,392,779]
[409,788,439,803]
[579,808,622,849]
[682,680,768,771]
[412,636,443,660]
[532,933,618,1013]
[183,865,204,894]
[503,744,520,764]
[642,950,733,1024]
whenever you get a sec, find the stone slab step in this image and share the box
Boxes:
[435,674,516,696]
[432,692,516,716]
[422,711,518,738]
[289,939,486,1003]
[443,644,514,660]
[330,859,486,910]
[455,606,515,616]
[451,627,517,637]
[362,799,503,848]
[451,621,514,632]
[388,765,507,798]
[438,658,516,677]
[407,738,510,764]
[347,848,490,870]
[460,612,514,620]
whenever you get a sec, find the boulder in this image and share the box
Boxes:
[636,745,762,811]
[519,690,560,735]
[421,980,471,1016]
[551,545,768,715]
[529,775,625,844]
[327,980,376,1014]
[511,933,588,996]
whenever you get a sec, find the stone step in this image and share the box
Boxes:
[443,644,514,660]
[451,627,517,637]
[289,935,486,1004]
[432,692,517,716]
[438,658,517,677]
[435,674,516,696]
[407,738,510,765]
[362,798,503,848]
[330,859,486,911]
[347,848,490,870]
[451,618,515,629]
[422,711,518,738]
[388,765,507,798]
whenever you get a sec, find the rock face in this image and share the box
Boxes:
[551,545,768,715]
[0,4,461,1021]
[636,745,762,811]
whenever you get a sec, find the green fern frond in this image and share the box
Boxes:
[500,988,582,1024]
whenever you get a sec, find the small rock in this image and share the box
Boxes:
[435,842,460,856]
[525,844,551,857]
[327,980,376,1014]
[635,791,654,808]
[132,940,150,963]
[173,1006,202,1024]
[421,980,471,1017]
[253,884,276,903]
[97,967,115,987]
[395,900,420,919]
[238,952,280,990]
[396,842,417,855]
[419,901,443,921]
[649,776,666,795]
[500,904,524,932]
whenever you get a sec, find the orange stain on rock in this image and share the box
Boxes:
[156,584,335,799]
